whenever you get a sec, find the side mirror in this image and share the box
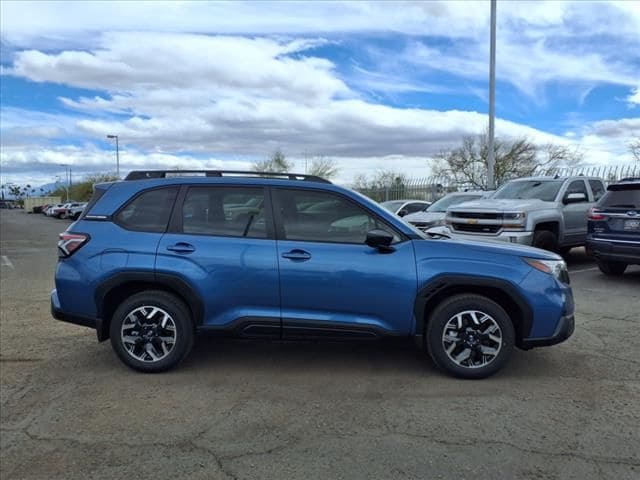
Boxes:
[398,209,408,217]
[365,229,395,253]
[564,192,587,204]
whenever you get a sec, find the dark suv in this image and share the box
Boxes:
[587,177,640,275]
[52,170,575,379]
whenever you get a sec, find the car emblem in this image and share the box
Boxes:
[627,211,638,217]
[467,219,479,224]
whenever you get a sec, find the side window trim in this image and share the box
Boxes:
[271,187,408,245]
[168,184,276,240]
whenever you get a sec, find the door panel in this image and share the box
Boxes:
[273,188,417,337]
[277,240,417,335]
[157,185,280,330]
[562,180,592,244]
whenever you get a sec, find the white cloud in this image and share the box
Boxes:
[628,87,640,107]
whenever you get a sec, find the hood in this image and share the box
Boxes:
[415,234,561,261]
[403,211,445,223]
[448,198,556,212]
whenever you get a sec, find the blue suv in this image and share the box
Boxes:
[52,170,575,378]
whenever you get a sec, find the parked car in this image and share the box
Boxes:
[67,203,87,220]
[380,199,431,217]
[52,170,574,379]
[443,176,605,252]
[46,204,65,216]
[586,177,640,275]
[403,191,492,232]
[55,202,82,219]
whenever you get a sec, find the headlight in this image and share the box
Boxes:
[504,212,526,220]
[524,258,569,283]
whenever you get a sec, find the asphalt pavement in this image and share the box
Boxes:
[1,209,638,479]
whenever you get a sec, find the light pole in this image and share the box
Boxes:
[58,164,71,202]
[107,135,120,178]
[487,0,497,190]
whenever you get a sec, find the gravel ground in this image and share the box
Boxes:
[1,209,639,480]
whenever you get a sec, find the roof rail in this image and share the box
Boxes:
[124,170,332,184]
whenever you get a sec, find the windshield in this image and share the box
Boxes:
[493,180,564,201]
[427,194,483,212]
[381,200,404,212]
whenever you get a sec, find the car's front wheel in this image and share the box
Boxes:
[597,260,627,276]
[109,291,194,373]
[426,294,515,379]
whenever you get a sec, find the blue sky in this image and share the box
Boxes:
[1,0,639,185]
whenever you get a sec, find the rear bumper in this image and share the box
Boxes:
[586,238,640,265]
[51,289,101,332]
[520,313,575,349]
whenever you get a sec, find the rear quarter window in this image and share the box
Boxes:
[115,187,179,232]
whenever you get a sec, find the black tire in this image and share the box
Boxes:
[109,290,194,373]
[532,230,559,252]
[597,260,627,276]
[559,246,572,256]
[426,294,515,379]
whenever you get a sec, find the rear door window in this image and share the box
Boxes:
[589,180,605,201]
[181,187,267,238]
[116,187,178,232]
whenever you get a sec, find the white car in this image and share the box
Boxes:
[403,191,493,231]
[67,203,87,220]
[380,200,431,218]
[46,204,65,217]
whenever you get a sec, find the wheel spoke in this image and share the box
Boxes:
[470,312,480,325]
[446,342,457,355]
[157,336,175,344]
[454,348,471,363]
[455,314,463,329]
[145,343,160,361]
[488,333,501,343]
[122,335,139,345]
[480,345,498,356]
[146,308,158,320]
[161,314,169,328]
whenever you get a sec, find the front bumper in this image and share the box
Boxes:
[520,313,575,349]
[438,227,535,246]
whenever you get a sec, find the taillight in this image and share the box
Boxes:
[58,233,89,257]
[588,207,605,220]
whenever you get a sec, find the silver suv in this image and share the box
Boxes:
[444,176,606,252]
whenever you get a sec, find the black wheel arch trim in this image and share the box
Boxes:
[94,271,205,338]
[413,274,534,343]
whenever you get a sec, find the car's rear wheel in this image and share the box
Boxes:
[533,230,558,252]
[109,290,194,373]
[426,294,515,379]
[597,260,627,276]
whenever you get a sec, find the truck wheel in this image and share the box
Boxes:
[425,294,515,379]
[109,290,194,373]
[533,230,558,252]
[597,260,627,276]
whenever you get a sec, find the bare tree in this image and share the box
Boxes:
[630,137,640,162]
[432,132,583,189]
[307,156,339,179]
[252,149,293,173]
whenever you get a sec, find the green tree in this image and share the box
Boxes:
[252,149,293,173]
[50,173,119,202]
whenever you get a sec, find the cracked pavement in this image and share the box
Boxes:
[1,209,639,479]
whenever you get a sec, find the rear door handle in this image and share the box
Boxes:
[167,242,196,254]
[281,249,311,261]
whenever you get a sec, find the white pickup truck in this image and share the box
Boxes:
[443,176,606,253]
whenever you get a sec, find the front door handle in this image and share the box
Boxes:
[167,242,196,254]
[281,249,311,261]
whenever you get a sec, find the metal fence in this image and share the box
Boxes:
[354,163,640,203]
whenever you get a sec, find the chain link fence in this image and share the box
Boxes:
[353,163,640,202]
